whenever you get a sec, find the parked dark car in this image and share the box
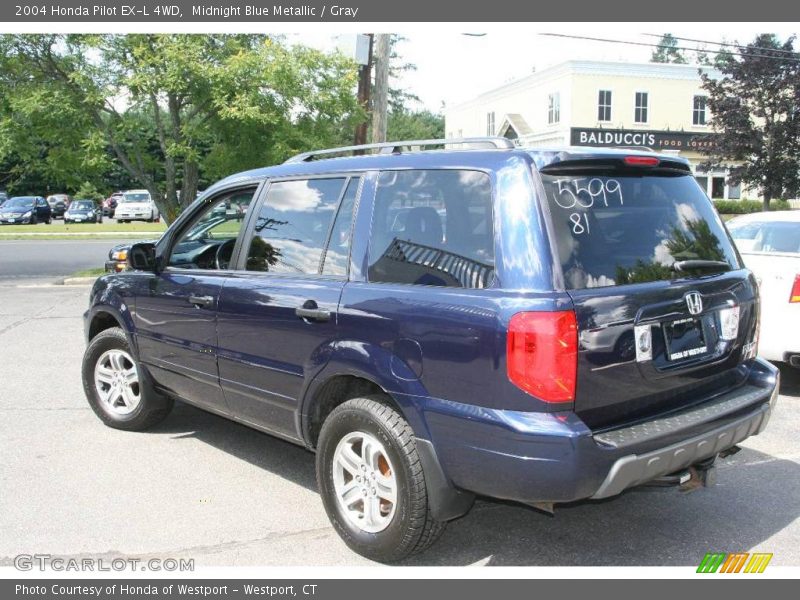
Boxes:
[0,196,51,224]
[64,199,103,224]
[82,139,778,562]
[103,192,123,217]
[47,194,72,219]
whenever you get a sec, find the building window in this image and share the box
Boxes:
[693,96,707,125]
[486,112,495,136]
[634,92,648,124]
[548,92,561,124]
[598,90,612,122]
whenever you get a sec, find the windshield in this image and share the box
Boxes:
[121,193,149,203]
[541,172,740,289]
[728,219,800,254]
[4,197,35,208]
[71,201,94,210]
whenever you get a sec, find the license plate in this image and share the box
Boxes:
[665,317,707,360]
[74,217,83,222]
[6,219,15,223]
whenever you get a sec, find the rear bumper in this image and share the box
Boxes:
[591,394,773,499]
[423,358,779,506]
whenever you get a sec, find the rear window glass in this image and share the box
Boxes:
[122,193,149,203]
[368,169,494,288]
[728,220,800,254]
[541,172,739,289]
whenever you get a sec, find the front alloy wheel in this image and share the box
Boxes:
[82,326,173,430]
[93,349,140,415]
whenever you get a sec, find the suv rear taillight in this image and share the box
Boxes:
[790,275,800,303]
[507,311,578,403]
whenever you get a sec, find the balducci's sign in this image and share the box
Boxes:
[570,127,717,151]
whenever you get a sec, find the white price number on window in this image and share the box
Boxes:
[555,178,623,210]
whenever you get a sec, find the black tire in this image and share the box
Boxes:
[316,395,445,562]
[82,327,173,431]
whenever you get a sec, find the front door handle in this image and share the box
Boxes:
[296,301,331,322]
[188,295,215,308]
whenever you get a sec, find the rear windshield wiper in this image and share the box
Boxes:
[671,259,731,272]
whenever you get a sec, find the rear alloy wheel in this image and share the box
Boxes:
[332,431,398,533]
[317,396,445,562]
[82,327,173,430]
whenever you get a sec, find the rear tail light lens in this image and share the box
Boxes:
[507,311,578,403]
[790,275,800,303]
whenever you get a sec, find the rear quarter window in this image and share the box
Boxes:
[540,171,740,289]
[367,169,494,289]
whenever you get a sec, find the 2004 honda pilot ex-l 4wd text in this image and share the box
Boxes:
[82,138,779,562]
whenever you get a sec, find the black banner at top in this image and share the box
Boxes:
[1,0,799,22]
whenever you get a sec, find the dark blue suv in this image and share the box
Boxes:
[82,139,779,562]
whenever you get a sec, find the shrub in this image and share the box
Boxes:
[713,199,791,214]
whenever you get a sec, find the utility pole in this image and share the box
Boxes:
[354,33,374,148]
[371,34,391,144]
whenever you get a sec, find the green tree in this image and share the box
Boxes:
[0,34,362,221]
[75,181,104,202]
[387,109,444,141]
[651,34,688,64]
[699,34,800,210]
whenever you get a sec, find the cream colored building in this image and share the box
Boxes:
[445,60,744,199]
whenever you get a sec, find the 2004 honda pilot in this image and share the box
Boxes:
[82,139,779,562]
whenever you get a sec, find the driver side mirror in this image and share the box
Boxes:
[128,242,158,272]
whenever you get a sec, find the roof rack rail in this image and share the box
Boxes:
[283,137,515,164]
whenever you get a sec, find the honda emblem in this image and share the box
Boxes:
[685,292,703,315]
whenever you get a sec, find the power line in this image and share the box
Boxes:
[539,33,800,63]
[641,33,799,57]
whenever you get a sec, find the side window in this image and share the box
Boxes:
[168,188,256,270]
[245,178,346,274]
[367,169,494,289]
[321,178,360,277]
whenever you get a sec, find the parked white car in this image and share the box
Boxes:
[115,190,159,223]
[727,210,800,367]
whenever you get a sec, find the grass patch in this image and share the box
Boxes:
[0,234,151,240]
[0,221,166,234]
[68,267,107,278]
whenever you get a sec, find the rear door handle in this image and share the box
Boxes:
[296,301,331,322]
[188,295,215,308]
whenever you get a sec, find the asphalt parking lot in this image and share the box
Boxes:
[0,265,798,567]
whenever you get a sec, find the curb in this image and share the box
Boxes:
[60,276,99,286]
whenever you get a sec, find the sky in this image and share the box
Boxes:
[286,24,799,112]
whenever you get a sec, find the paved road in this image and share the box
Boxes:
[0,279,798,567]
[0,239,131,279]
